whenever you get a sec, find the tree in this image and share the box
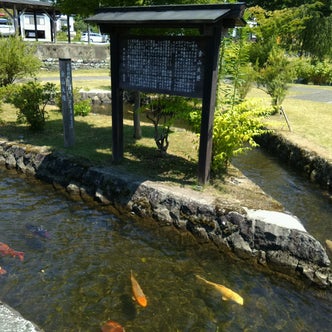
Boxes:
[0,37,40,87]
[55,0,220,17]
[246,0,331,13]
[141,94,194,155]
[247,2,332,60]
[255,47,294,131]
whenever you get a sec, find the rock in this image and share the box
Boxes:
[0,301,43,332]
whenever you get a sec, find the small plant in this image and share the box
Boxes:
[74,99,91,116]
[6,81,58,131]
[56,87,91,117]
[142,94,194,155]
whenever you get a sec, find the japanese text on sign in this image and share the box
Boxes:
[119,37,205,98]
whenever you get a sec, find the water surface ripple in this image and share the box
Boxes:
[0,168,331,331]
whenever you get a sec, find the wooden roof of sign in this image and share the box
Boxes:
[86,3,246,30]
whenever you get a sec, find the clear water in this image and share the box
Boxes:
[0,168,332,332]
[233,148,332,244]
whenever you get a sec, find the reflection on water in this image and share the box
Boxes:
[233,148,332,243]
[0,168,331,331]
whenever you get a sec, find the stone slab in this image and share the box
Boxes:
[0,300,43,332]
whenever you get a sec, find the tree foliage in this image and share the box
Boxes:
[247,2,332,60]
[0,37,41,87]
[141,94,197,155]
[55,0,216,17]
[255,47,295,110]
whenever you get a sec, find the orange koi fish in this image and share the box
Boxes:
[130,270,147,307]
[0,266,7,275]
[101,320,125,332]
[196,274,244,306]
[0,242,24,261]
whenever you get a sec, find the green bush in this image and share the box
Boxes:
[74,99,91,116]
[56,87,91,116]
[6,81,58,131]
[0,36,40,87]
[293,58,332,85]
[211,99,270,173]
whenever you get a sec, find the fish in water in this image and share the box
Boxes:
[0,242,24,261]
[25,223,51,239]
[130,270,147,307]
[0,266,7,275]
[326,239,332,255]
[101,320,125,332]
[196,274,244,306]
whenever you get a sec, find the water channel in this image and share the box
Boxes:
[0,149,332,331]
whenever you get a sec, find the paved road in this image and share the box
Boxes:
[39,74,332,103]
[289,85,332,103]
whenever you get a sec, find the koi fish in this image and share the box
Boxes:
[25,223,51,239]
[130,270,147,307]
[101,320,125,332]
[196,274,244,306]
[0,242,24,261]
[0,266,7,275]
[326,239,332,255]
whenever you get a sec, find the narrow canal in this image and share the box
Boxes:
[0,163,331,331]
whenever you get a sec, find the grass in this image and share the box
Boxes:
[1,70,331,209]
[37,69,111,91]
[0,101,200,187]
[247,85,332,161]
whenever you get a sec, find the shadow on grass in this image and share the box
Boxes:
[0,113,199,187]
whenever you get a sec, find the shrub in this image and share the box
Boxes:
[74,99,91,116]
[6,81,58,131]
[0,36,41,87]
[56,87,91,116]
[293,58,332,85]
[211,99,270,173]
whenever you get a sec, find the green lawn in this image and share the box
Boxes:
[247,85,332,161]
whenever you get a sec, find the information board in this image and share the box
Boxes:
[119,37,206,98]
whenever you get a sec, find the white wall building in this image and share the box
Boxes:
[20,12,74,41]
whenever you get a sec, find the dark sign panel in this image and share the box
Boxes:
[119,37,206,98]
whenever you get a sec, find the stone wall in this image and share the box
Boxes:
[0,139,331,288]
[256,132,332,193]
[35,43,110,70]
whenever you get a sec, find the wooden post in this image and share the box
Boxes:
[59,58,75,147]
[110,31,124,162]
[198,26,222,185]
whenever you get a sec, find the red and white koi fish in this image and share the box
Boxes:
[0,242,24,261]
[130,270,147,307]
[196,274,244,306]
[101,320,125,332]
[0,266,7,275]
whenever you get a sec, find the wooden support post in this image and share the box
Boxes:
[110,31,124,162]
[198,26,222,185]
